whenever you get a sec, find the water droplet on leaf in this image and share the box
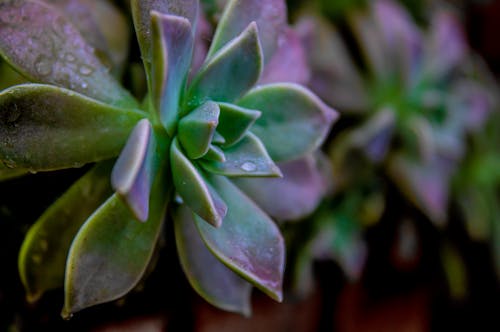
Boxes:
[240,161,257,172]
[79,65,93,76]
[35,56,53,76]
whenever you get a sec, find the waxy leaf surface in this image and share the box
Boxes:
[174,205,252,315]
[217,102,261,147]
[171,138,227,227]
[132,0,198,70]
[0,85,144,171]
[201,133,282,177]
[207,0,286,62]
[0,0,135,107]
[112,119,163,222]
[238,83,337,162]
[196,175,285,301]
[18,162,113,302]
[178,101,220,159]
[188,22,263,106]
[151,12,194,134]
[63,171,169,317]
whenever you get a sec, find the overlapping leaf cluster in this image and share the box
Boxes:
[285,0,499,291]
[0,0,336,316]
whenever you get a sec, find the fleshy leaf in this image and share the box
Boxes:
[151,11,194,135]
[44,0,130,75]
[200,133,282,177]
[188,22,263,107]
[170,138,227,227]
[233,155,328,221]
[388,153,452,226]
[0,84,144,171]
[238,83,338,162]
[0,163,28,181]
[131,0,198,72]
[18,162,113,302]
[0,0,136,107]
[63,169,169,317]
[112,119,163,222]
[217,102,261,147]
[259,28,310,85]
[178,101,220,159]
[173,205,252,315]
[206,0,286,63]
[195,174,285,301]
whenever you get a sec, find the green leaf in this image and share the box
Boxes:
[131,0,198,73]
[63,170,169,317]
[195,174,285,302]
[170,138,227,227]
[238,83,338,162]
[200,133,282,178]
[178,101,220,159]
[0,0,136,107]
[173,205,252,316]
[0,163,28,181]
[18,162,113,302]
[217,102,261,147]
[151,11,194,135]
[112,119,165,222]
[204,144,226,163]
[206,0,286,63]
[0,84,145,171]
[188,22,263,107]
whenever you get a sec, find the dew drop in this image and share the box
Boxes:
[81,82,88,89]
[32,254,42,264]
[240,161,257,172]
[34,56,53,76]
[6,105,21,123]
[39,239,48,251]
[78,65,93,76]
[65,52,76,62]
[3,158,16,169]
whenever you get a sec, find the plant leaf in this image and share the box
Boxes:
[131,0,198,73]
[188,22,263,107]
[217,102,261,147]
[63,169,169,317]
[195,174,285,301]
[204,144,226,163]
[173,204,252,316]
[112,119,166,222]
[151,11,194,135]
[233,155,327,221]
[0,163,28,181]
[170,138,227,227]
[206,0,286,63]
[200,133,281,177]
[0,0,136,107]
[238,83,338,162]
[178,101,220,159]
[0,84,144,171]
[18,162,113,302]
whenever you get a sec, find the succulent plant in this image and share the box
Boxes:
[287,0,498,287]
[0,0,336,317]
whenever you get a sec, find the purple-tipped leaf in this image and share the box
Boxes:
[207,0,286,63]
[178,101,220,159]
[195,174,285,302]
[259,28,310,85]
[200,133,282,178]
[188,22,263,107]
[151,12,194,135]
[233,155,328,222]
[63,170,169,317]
[0,0,136,107]
[238,83,338,162]
[19,162,113,302]
[170,138,227,227]
[131,0,198,69]
[112,119,163,222]
[0,84,144,171]
[173,205,252,315]
[217,102,261,147]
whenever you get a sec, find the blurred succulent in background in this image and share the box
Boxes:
[286,0,499,292]
[0,0,336,317]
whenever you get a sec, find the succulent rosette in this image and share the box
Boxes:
[0,0,336,317]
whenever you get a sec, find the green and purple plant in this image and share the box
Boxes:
[0,0,336,317]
